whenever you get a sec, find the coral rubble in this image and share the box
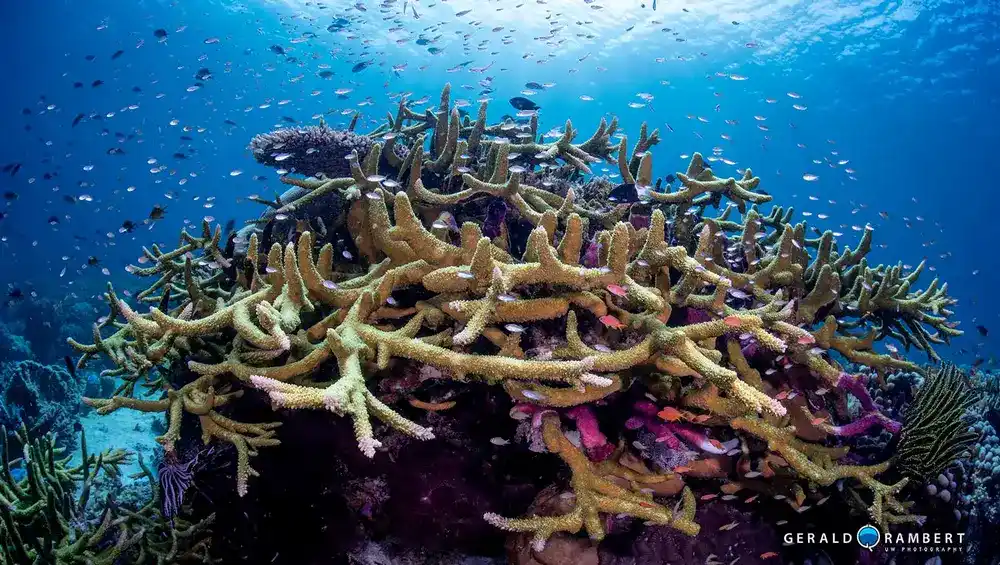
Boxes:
[67,83,970,560]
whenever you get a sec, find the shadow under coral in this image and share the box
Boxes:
[182,380,559,564]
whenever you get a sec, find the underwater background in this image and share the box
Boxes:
[0,0,999,564]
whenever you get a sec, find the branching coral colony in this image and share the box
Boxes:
[69,83,968,551]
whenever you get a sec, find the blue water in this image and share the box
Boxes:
[0,0,996,368]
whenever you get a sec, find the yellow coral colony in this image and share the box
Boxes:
[70,83,960,548]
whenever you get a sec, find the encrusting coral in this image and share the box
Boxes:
[68,83,968,553]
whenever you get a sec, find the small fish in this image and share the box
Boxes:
[657,406,683,422]
[977,325,988,337]
[111,49,124,60]
[718,521,739,531]
[148,204,167,221]
[609,182,638,203]
[154,29,168,40]
[760,552,779,559]
[87,256,100,266]
[72,113,85,127]
[269,44,286,55]
[599,314,625,329]
[352,60,374,73]
[522,390,547,402]
[92,79,104,87]
[121,220,136,233]
[509,96,539,111]
[64,355,77,378]
[606,284,628,297]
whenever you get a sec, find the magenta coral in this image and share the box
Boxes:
[565,405,614,461]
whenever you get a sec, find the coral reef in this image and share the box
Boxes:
[0,360,84,448]
[0,425,214,564]
[249,122,408,180]
[68,83,970,561]
[2,296,94,364]
[0,321,32,363]
[958,369,1000,564]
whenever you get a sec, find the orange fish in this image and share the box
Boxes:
[599,314,625,329]
[760,552,779,559]
[745,494,759,503]
[658,406,684,422]
[797,334,816,345]
[408,398,458,411]
[723,315,742,327]
[606,284,628,297]
[700,493,719,501]
[672,466,692,474]
[708,439,725,451]
[774,390,790,401]
[693,414,712,423]
[810,416,827,426]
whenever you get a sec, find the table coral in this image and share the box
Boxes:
[68,83,970,554]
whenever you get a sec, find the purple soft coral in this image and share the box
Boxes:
[627,401,737,455]
[565,405,614,461]
[835,372,902,435]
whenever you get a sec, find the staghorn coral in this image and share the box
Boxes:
[0,425,214,564]
[68,83,967,554]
